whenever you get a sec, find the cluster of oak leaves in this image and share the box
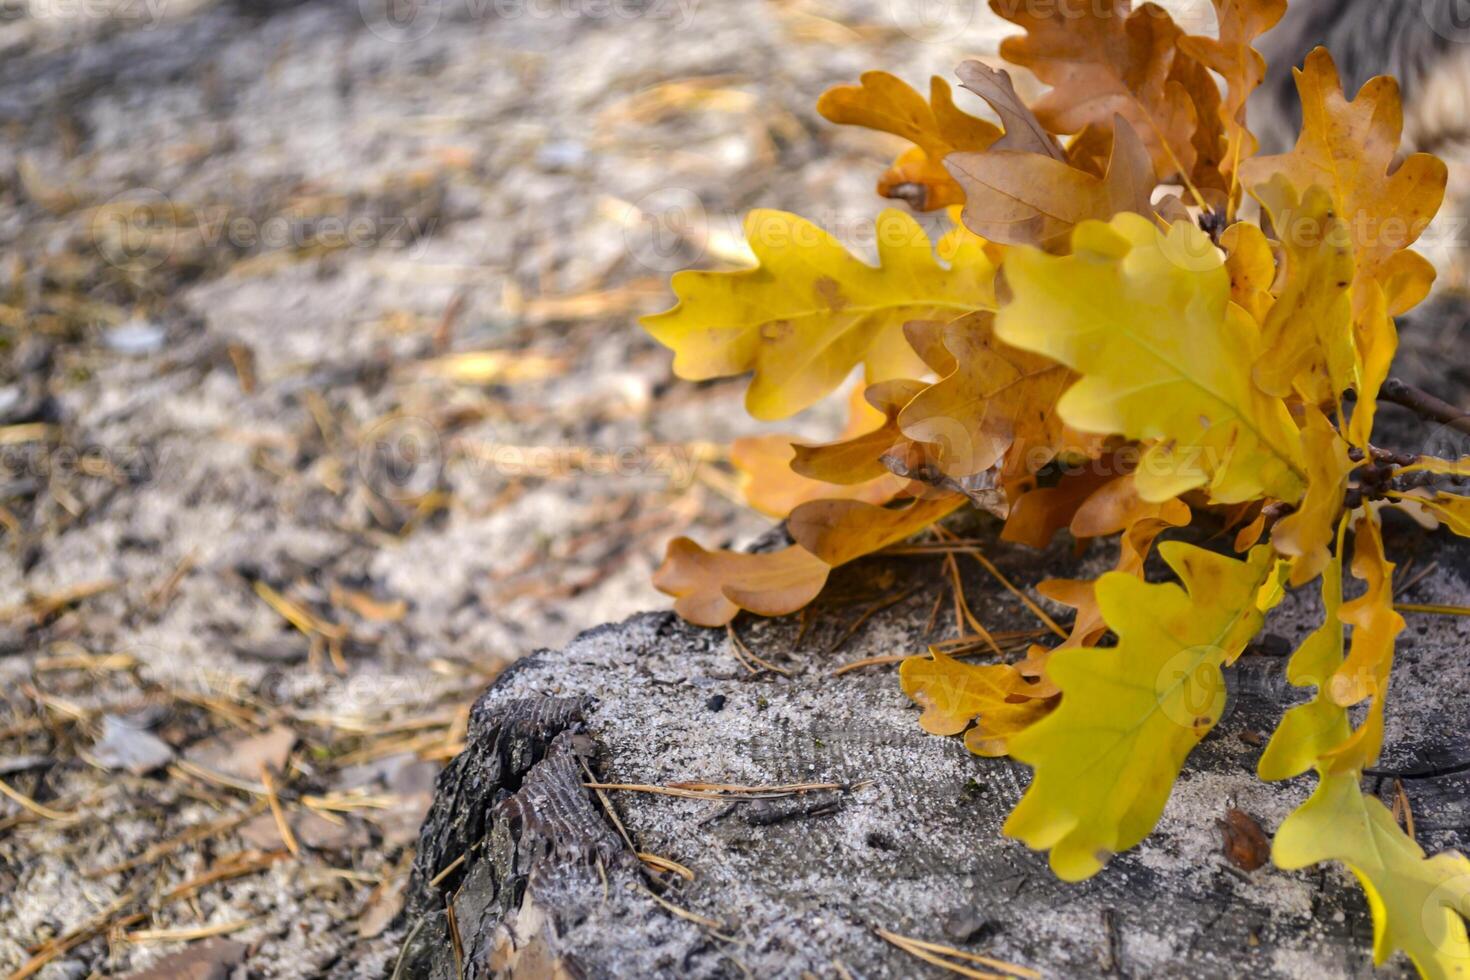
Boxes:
[639,1,1470,974]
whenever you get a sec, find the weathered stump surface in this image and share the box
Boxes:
[396,514,1470,979]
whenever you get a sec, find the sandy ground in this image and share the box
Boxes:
[16,0,1458,975]
[0,0,1203,975]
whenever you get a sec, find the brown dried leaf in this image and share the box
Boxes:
[652,540,830,628]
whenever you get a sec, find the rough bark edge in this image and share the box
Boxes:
[395,692,637,978]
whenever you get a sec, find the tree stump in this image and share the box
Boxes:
[394,513,1470,979]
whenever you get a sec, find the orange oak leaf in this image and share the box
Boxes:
[1038,471,1191,650]
[788,494,965,566]
[897,311,1087,483]
[790,379,927,486]
[946,115,1155,251]
[990,0,1200,183]
[652,540,831,628]
[955,61,1066,160]
[730,385,910,519]
[1178,0,1287,192]
[1001,461,1120,550]
[900,649,1055,758]
[818,72,1001,211]
[1221,220,1276,324]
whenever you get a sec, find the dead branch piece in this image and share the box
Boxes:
[1379,377,1470,436]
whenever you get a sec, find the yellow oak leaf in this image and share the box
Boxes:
[896,311,1086,482]
[1258,529,1349,782]
[1177,0,1287,191]
[1251,178,1355,407]
[1274,769,1470,975]
[730,384,910,519]
[899,650,1054,758]
[1270,406,1355,586]
[641,209,996,421]
[1396,456,1470,478]
[990,0,1200,183]
[946,115,1155,251]
[652,540,830,627]
[1405,492,1470,539]
[1348,278,1397,448]
[1221,220,1276,323]
[995,213,1306,505]
[1240,48,1445,446]
[788,494,964,567]
[1241,48,1446,295]
[1004,543,1277,880]
[817,72,1000,212]
[1319,514,1404,775]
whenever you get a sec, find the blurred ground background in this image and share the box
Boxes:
[2,0,1458,977]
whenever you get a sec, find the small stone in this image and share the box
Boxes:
[536,139,586,170]
[1252,633,1291,658]
[103,320,166,355]
[942,909,999,944]
[91,715,175,775]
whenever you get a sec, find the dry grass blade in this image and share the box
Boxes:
[87,802,269,877]
[0,580,116,625]
[875,928,1039,980]
[945,553,1003,657]
[959,549,1066,639]
[0,777,76,822]
[1395,603,1470,616]
[632,883,729,934]
[122,918,260,943]
[427,853,467,888]
[7,891,143,980]
[260,765,300,857]
[827,585,920,652]
[833,630,1048,675]
[726,624,790,676]
[161,850,290,902]
[583,780,849,800]
[638,851,696,880]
